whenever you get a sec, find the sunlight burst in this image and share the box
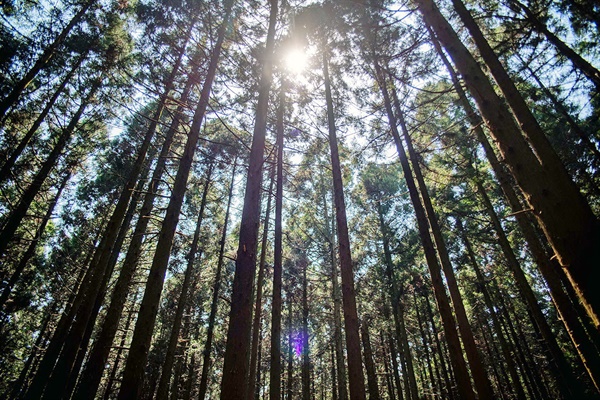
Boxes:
[284,48,307,75]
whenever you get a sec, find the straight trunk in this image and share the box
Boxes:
[301,257,310,400]
[247,164,275,400]
[361,321,380,400]
[0,1,93,121]
[270,82,285,400]
[446,0,600,329]
[0,54,85,186]
[323,48,366,400]
[0,82,98,259]
[116,4,233,396]
[374,63,476,400]
[509,0,600,91]
[392,86,495,400]
[156,164,214,400]
[220,1,276,396]
[198,161,236,399]
[0,169,70,309]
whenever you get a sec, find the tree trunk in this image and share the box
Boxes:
[418,0,600,332]
[0,169,71,310]
[0,81,98,259]
[73,39,200,400]
[361,320,380,400]
[156,163,214,400]
[270,81,285,400]
[509,0,600,91]
[374,63,476,400]
[115,3,232,396]
[0,54,86,186]
[197,161,236,400]
[392,86,495,400]
[0,1,93,121]
[323,48,366,400]
[476,179,586,398]
[220,1,277,396]
[301,256,310,400]
[247,163,275,400]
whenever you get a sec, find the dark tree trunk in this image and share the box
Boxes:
[247,164,275,400]
[0,1,93,121]
[301,257,310,400]
[418,0,600,333]
[270,82,285,400]
[0,82,98,259]
[361,320,380,400]
[156,163,214,400]
[374,63,475,400]
[0,169,71,310]
[323,48,366,400]
[197,161,236,400]
[0,54,86,186]
[115,3,233,397]
[220,1,277,397]
[392,87,495,400]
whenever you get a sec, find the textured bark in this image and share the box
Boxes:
[116,3,233,397]
[476,180,585,398]
[74,46,199,400]
[269,82,285,400]
[375,64,475,400]
[155,164,213,400]
[361,321,380,400]
[430,31,600,394]
[247,164,275,400]
[0,1,93,121]
[323,48,366,400]
[198,162,236,400]
[220,1,276,396]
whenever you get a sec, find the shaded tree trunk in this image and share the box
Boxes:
[220,1,277,396]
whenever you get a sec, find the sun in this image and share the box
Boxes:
[284,48,307,75]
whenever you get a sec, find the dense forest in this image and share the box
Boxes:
[1,0,600,398]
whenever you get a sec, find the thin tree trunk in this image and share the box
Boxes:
[197,161,236,399]
[73,41,200,400]
[509,0,600,91]
[0,54,86,186]
[413,291,437,399]
[301,256,310,400]
[323,48,366,400]
[115,4,232,396]
[476,179,586,398]
[156,164,214,400]
[220,1,277,396]
[0,169,71,309]
[361,320,380,400]
[0,82,98,259]
[0,1,93,121]
[270,81,285,400]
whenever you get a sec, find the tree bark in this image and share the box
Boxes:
[198,161,236,399]
[361,320,380,400]
[155,163,214,400]
[374,63,476,400]
[220,1,277,396]
[418,0,600,332]
[115,3,233,397]
[323,48,366,400]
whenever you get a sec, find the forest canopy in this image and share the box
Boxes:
[1,0,600,399]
